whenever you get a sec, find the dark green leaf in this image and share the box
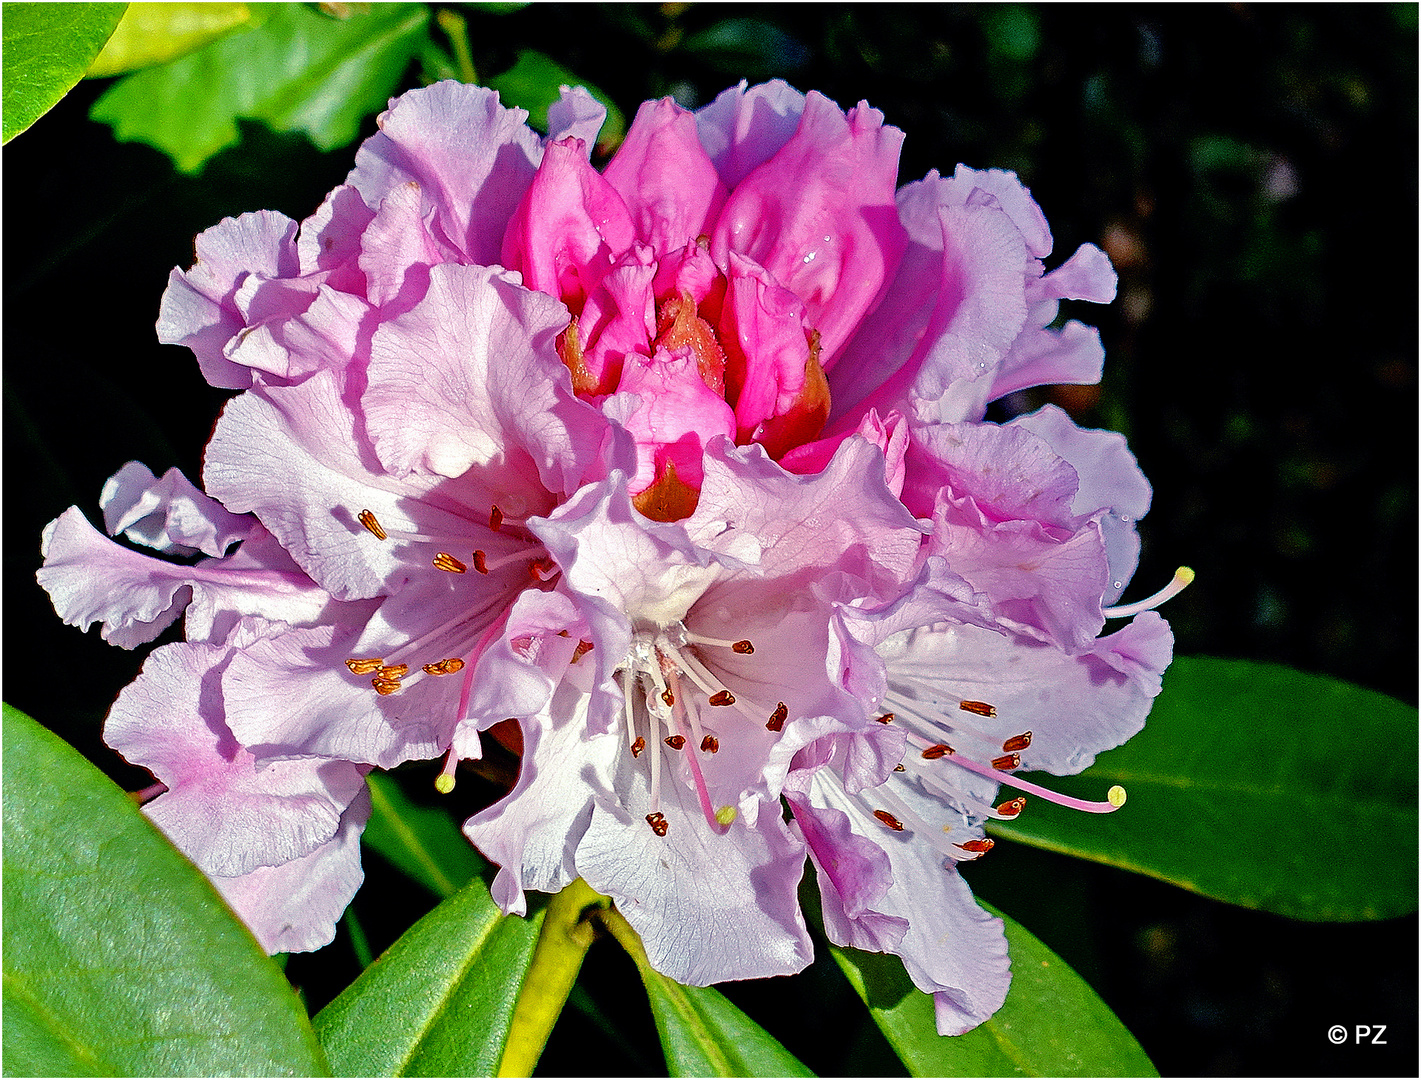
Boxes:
[313,874,545,1076]
[832,908,1156,1077]
[86,2,252,78]
[990,657,1419,921]
[488,48,626,152]
[600,907,814,1077]
[362,771,486,899]
[2,3,127,142]
[680,18,810,78]
[1,704,330,1077]
[89,2,430,172]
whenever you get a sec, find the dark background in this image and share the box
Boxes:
[5,4,1416,1076]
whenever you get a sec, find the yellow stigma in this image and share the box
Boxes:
[1107,785,1127,808]
[1175,566,1196,586]
[434,773,456,795]
[714,805,738,826]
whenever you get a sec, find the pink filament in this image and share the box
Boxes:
[947,752,1122,814]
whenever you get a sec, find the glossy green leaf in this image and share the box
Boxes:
[313,874,545,1076]
[2,3,127,143]
[2,704,330,1078]
[600,907,814,1077]
[89,2,430,172]
[990,656,1419,920]
[362,771,486,899]
[86,2,253,78]
[488,48,626,153]
[680,18,810,77]
[832,907,1156,1077]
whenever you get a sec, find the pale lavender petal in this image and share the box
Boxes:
[225,281,371,385]
[987,319,1106,401]
[101,462,254,557]
[357,180,452,311]
[546,85,607,149]
[695,79,807,189]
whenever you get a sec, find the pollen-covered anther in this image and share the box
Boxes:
[664,734,686,750]
[371,676,402,695]
[731,639,754,654]
[645,811,669,837]
[766,702,787,732]
[345,657,385,675]
[708,690,736,706]
[959,700,997,718]
[422,658,465,676]
[529,555,557,581]
[875,712,894,724]
[992,752,1022,771]
[572,639,594,663]
[378,664,409,679]
[920,743,954,759]
[894,763,906,772]
[700,734,719,754]
[433,552,466,573]
[661,688,675,707]
[996,797,1027,817]
[489,505,504,531]
[630,736,646,758]
[955,838,995,856]
[472,550,489,574]
[1002,731,1033,752]
[873,809,905,831]
[357,509,387,540]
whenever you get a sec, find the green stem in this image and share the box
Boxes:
[343,907,374,970]
[436,7,478,84]
[496,878,609,1077]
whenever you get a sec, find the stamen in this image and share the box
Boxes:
[378,664,409,679]
[346,657,385,675]
[664,735,686,750]
[959,700,997,718]
[422,657,466,676]
[684,631,755,654]
[992,753,1021,771]
[955,837,994,857]
[1002,731,1033,752]
[358,509,387,540]
[372,676,402,695]
[630,736,646,757]
[572,639,594,663]
[434,749,458,794]
[894,763,906,771]
[490,505,504,532]
[700,734,719,754]
[1102,566,1195,618]
[665,666,727,834]
[661,687,675,707]
[996,797,1027,818]
[946,752,1128,814]
[472,550,489,574]
[875,712,894,724]
[645,811,669,837]
[529,555,557,581]
[433,552,467,573]
[708,690,736,707]
[873,809,905,831]
[920,743,954,759]
[130,781,168,805]
[767,702,787,732]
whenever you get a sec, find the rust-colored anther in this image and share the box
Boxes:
[661,688,675,707]
[959,700,997,718]
[992,753,1021,771]
[472,550,489,574]
[708,690,736,707]
[372,676,402,696]
[920,743,954,759]
[955,838,995,855]
[700,734,719,754]
[357,509,387,540]
[572,639,595,663]
[422,658,466,676]
[894,763,906,772]
[766,702,788,732]
[664,735,686,751]
[378,664,409,679]
[873,809,905,831]
[875,712,895,724]
[732,639,755,654]
[1002,731,1033,752]
[645,812,669,837]
[995,797,1027,818]
[529,556,557,581]
[630,737,646,758]
[345,657,385,675]
[490,505,504,532]
[433,552,467,574]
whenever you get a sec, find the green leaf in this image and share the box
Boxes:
[362,771,486,899]
[488,48,626,153]
[1,703,330,1078]
[313,873,545,1076]
[89,2,430,172]
[2,2,127,143]
[989,656,1420,921]
[86,2,253,78]
[680,18,810,78]
[599,907,815,1077]
[832,908,1156,1077]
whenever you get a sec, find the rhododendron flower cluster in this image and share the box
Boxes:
[39,79,1180,1034]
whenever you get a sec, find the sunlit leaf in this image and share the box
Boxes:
[832,907,1156,1077]
[990,657,1419,920]
[86,2,251,78]
[89,2,430,172]
[488,48,626,153]
[2,3,126,143]
[2,704,330,1077]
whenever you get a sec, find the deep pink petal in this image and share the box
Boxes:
[695,80,807,189]
[612,346,736,495]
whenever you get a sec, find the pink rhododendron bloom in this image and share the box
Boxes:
[40,79,1184,1033]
